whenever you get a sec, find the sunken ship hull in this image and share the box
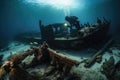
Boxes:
[15,16,110,49]
[39,16,110,49]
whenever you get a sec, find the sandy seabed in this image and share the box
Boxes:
[0,40,120,80]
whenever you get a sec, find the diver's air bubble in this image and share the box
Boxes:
[64,8,70,16]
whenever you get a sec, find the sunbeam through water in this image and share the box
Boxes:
[22,0,84,16]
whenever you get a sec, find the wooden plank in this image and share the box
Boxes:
[47,48,80,66]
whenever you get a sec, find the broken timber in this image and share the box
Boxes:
[8,43,80,75]
[84,39,113,67]
[47,48,80,75]
[47,48,80,66]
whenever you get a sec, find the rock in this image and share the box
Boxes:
[100,56,115,80]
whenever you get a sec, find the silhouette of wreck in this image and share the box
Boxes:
[15,16,110,49]
[39,16,110,49]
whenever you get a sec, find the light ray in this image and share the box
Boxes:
[22,0,84,16]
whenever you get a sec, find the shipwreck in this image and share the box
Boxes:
[39,16,110,49]
[15,16,110,49]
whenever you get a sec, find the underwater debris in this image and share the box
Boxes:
[29,43,80,80]
[96,55,102,63]
[26,42,51,68]
[0,42,81,80]
[101,56,120,80]
[31,42,80,79]
[100,56,115,80]
[0,45,37,80]
[1,39,119,80]
[0,60,36,80]
[42,48,80,79]
[84,39,113,67]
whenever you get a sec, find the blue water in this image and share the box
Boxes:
[0,0,120,48]
[0,1,120,80]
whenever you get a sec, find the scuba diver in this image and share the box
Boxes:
[65,16,81,30]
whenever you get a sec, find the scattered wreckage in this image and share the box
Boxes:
[0,42,80,80]
[0,38,115,80]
